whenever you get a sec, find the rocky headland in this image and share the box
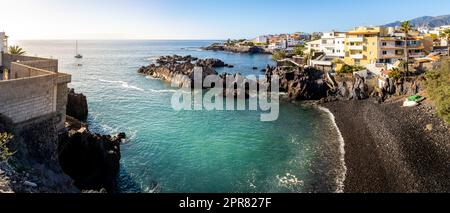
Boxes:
[139,55,261,98]
[138,55,220,88]
[60,89,126,192]
[58,116,125,192]
[203,43,270,54]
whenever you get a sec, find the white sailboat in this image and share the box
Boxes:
[75,40,83,59]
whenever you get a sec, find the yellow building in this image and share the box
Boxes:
[344,26,383,66]
[343,26,432,66]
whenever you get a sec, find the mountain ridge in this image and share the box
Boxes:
[384,14,450,28]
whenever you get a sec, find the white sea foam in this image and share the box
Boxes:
[276,173,304,189]
[145,56,160,61]
[145,76,159,80]
[100,123,119,135]
[148,89,178,93]
[99,79,145,91]
[317,106,347,193]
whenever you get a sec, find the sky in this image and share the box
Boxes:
[1,0,450,40]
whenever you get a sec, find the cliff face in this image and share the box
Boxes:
[58,120,125,192]
[67,89,88,121]
[59,90,125,193]
[0,114,78,193]
[378,76,427,101]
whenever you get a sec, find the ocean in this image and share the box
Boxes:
[13,40,345,193]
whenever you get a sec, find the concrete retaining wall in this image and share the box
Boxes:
[0,73,56,123]
[1,54,71,128]
[1,54,58,72]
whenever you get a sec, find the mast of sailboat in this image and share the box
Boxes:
[76,40,78,55]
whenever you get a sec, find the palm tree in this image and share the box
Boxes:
[400,21,413,73]
[8,45,26,55]
[440,28,450,56]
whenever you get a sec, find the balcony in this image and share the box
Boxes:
[350,54,364,59]
[348,45,364,50]
[347,37,364,42]
[409,52,425,58]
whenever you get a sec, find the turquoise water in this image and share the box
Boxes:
[14,40,345,193]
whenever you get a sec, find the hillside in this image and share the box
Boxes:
[385,14,450,28]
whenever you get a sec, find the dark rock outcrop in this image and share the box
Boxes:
[58,120,125,192]
[67,89,88,121]
[379,76,426,101]
[138,55,220,88]
[203,44,270,54]
[265,65,329,101]
[196,58,227,68]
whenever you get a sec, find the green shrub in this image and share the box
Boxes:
[293,45,305,56]
[338,64,365,74]
[388,68,403,79]
[426,60,450,123]
[0,132,15,162]
[272,50,287,61]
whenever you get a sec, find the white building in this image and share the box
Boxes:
[254,35,268,44]
[320,31,346,58]
[287,37,303,47]
[306,39,322,53]
[268,40,287,50]
[305,31,345,58]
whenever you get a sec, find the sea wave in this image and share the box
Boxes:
[145,56,160,61]
[99,79,145,91]
[317,106,347,193]
[276,173,304,191]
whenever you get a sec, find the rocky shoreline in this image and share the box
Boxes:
[202,43,271,54]
[321,99,449,192]
[58,116,125,192]
[139,55,267,98]
[61,90,126,192]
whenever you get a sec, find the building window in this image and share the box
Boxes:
[382,51,387,55]
[355,59,361,65]
[382,42,387,46]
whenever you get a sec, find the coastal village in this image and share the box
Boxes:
[219,24,449,74]
[0,19,449,193]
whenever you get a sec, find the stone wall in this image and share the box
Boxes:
[0,56,71,127]
[1,54,58,71]
[10,62,55,79]
[0,73,56,124]
[56,83,69,129]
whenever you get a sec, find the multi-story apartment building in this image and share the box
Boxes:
[344,26,433,66]
[305,31,345,58]
[344,26,382,66]
[254,35,268,44]
[378,35,432,64]
[320,31,346,58]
